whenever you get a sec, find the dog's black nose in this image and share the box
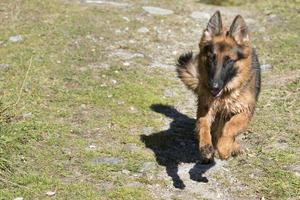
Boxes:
[210,81,223,97]
[212,82,220,90]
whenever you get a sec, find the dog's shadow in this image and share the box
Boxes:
[140,104,215,189]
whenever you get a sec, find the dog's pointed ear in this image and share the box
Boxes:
[204,11,222,39]
[229,15,249,44]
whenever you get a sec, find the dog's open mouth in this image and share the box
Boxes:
[211,89,223,98]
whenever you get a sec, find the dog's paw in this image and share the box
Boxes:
[199,144,215,163]
[216,147,232,160]
[231,141,243,157]
[231,148,244,157]
[215,151,230,160]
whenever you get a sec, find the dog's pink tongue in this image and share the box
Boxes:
[211,89,223,97]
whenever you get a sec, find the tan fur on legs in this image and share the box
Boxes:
[217,112,251,159]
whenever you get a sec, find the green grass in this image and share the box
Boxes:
[0,0,299,199]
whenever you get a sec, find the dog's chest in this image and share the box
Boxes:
[212,92,248,117]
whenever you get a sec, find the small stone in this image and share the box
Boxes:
[14,198,23,200]
[88,63,110,70]
[80,104,87,109]
[122,169,130,174]
[86,34,98,42]
[117,100,124,105]
[140,162,156,172]
[92,156,123,165]
[89,144,97,149]
[79,67,87,71]
[111,79,117,84]
[286,165,300,177]
[123,62,130,66]
[142,127,153,136]
[129,106,138,113]
[163,89,174,97]
[115,29,122,34]
[190,11,210,20]
[263,36,271,41]
[138,27,149,33]
[127,182,144,187]
[125,144,140,152]
[143,6,173,16]
[268,14,278,22]
[22,112,32,119]
[0,64,10,70]
[46,190,56,196]
[261,64,273,72]
[123,16,130,22]
[83,0,129,7]
[9,35,23,42]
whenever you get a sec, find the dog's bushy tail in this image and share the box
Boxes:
[176,52,199,93]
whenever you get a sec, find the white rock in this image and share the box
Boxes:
[138,27,149,33]
[261,64,273,72]
[123,62,130,66]
[143,6,173,16]
[46,190,56,196]
[9,35,23,42]
[89,144,97,149]
[23,112,32,119]
[123,16,130,22]
[84,0,129,7]
[190,11,210,20]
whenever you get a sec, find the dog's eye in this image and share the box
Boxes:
[224,56,231,62]
[223,56,235,68]
[208,53,216,61]
[225,56,234,63]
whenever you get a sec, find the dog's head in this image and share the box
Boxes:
[199,11,251,97]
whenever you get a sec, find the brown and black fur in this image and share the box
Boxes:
[176,11,261,162]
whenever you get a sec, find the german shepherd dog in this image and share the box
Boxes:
[176,11,261,162]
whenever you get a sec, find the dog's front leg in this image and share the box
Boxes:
[196,107,214,163]
[217,112,251,159]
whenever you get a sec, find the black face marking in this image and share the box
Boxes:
[221,58,237,85]
[205,44,238,91]
[206,51,217,80]
[234,46,246,59]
